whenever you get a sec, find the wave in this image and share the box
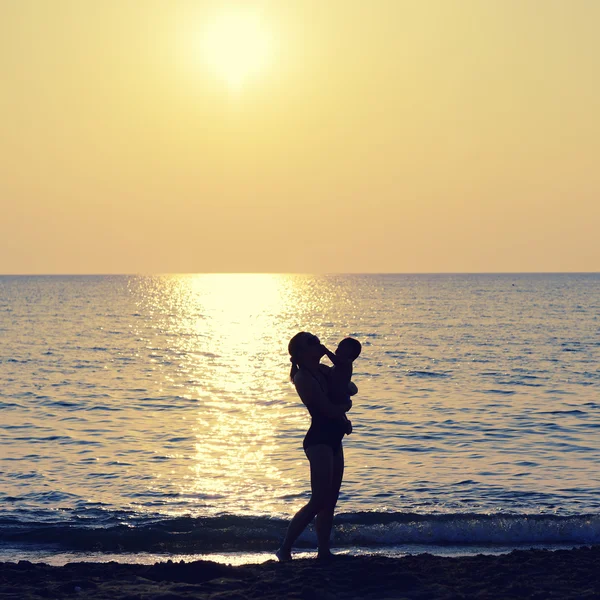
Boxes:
[1,512,598,553]
[404,371,450,378]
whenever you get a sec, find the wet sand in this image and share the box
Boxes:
[1,546,598,599]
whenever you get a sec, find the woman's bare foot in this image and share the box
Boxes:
[316,550,335,562]
[275,547,292,562]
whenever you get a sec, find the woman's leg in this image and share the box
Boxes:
[277,445,333,560]
[315,444,344,558]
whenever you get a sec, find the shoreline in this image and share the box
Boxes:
[0,542,589,568]
[1,546,598,600]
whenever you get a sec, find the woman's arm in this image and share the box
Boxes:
[318,363,333,375]
[294,371,351,419]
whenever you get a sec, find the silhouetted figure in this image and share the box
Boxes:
[276,332,358,562]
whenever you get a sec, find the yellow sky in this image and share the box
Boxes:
[1,0,598,273]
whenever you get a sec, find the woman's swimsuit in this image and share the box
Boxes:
[300,369,347,456]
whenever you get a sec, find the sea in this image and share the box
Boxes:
[1,274,599,565]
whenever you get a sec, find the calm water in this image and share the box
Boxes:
[1,274,599,557]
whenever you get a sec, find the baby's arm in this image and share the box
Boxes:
[321,345,340,366]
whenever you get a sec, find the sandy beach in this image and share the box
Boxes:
[1,546,598,600]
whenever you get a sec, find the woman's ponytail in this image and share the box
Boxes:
[288,331,310,382]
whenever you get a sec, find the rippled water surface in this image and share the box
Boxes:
[1,274,599,533]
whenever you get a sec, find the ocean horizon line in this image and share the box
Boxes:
[1,271,598,277]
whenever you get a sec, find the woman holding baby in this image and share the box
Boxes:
[276,331,361,562]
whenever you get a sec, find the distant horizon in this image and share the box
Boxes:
[1,271,599,277]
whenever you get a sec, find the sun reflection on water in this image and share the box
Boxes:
[133,274,312,516]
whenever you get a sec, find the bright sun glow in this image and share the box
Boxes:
[202,11,271,89]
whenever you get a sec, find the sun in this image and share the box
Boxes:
[201,11,271,89]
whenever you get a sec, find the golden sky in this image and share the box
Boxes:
[1,0,598,273]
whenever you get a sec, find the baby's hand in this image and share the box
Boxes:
[345,420,353,435]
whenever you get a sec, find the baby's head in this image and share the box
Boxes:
[335,337,362,361]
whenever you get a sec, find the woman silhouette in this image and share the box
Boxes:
[276,332,353,561]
